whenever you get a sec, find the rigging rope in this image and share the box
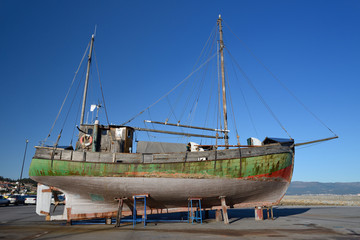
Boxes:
[94,49,111,127]
[60,64,88,138]
[69,66,88,146]
[226,48,293,139]
[225,73,240,144]
[223,20,337,137]
[229,57,259,138]
[70,94,83,146]
[43,43,90,145]
[187,30,218,126]
[177,26,218,123]
[120,53,218,126]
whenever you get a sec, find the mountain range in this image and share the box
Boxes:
[287,181,360,195]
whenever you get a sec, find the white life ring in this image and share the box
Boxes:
[80,134,93,147]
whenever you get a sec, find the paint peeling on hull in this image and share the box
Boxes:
[32,176,291,221]
[29,145,294,221]
[30,152,293,180]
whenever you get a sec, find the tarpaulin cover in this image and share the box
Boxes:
[136,141,187,153]
[262,137,294,146]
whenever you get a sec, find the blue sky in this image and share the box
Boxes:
[0,0,359,182]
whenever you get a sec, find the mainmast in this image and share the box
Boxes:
[217,15,229,148]
[80,34,95,125]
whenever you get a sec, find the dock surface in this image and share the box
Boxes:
[0,205,359,239]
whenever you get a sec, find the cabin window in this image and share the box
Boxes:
[87,129,93,135]
[127,130,132,138]
[102,130,108,135]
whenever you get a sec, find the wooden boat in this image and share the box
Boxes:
[29,15,336,223]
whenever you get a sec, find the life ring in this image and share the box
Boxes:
[80,134,93,147]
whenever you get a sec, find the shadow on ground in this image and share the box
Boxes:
[71,207,311,225]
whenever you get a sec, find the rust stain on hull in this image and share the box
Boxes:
[30,145,295,222]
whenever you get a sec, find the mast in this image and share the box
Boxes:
[80,34,95,125]
[217,15,229,148]
[18,139,29,192]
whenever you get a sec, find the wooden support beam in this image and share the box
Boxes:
[144,120,229,133]
[294,136,338,147]
[133,127,224,139]
[215,209,223,222]
[265,206,274,220]
[115,198,125,227]
[66,207,72,225]
[219,196,229,224]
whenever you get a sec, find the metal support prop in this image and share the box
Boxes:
[220,196,229,224]
[187,198,202,224]
[133,195,148,227]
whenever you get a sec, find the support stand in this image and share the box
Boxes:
[215,209,223,222]
[254,206,264,220]
[219,196,229,224]
[132,194,148,227]
[105,217,112,225]
[265,206,274,220]
[188,198,202,224]
[115,198,125,227]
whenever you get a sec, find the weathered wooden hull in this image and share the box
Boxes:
[29,144,294,221]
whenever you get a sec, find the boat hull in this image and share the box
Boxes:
[29,145,294,220]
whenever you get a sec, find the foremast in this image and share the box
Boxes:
[80,34,95,125]
[217,15,229,148]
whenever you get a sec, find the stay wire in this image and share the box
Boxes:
[61,64,87,133]
[223,20,336,137]
[94,49,111,127]
[165,25,217,123]
[120,53,218,126]
[228,54,259,138]
[165,96,182,129]
[43,42,90,145]
[226,48,292,139]
[70,96,83,146]
[70,68,88,146]
[225,69,240,143]
[187,29,218,125]
[203,65,217,132]
[178,26,218,122]
[59,67,87,145]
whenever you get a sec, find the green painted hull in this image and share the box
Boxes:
[30,152,292,180]
[30,145,294,220]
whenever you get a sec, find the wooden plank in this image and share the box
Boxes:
[72,151,85,161]
[144,120,229,132]
[33,144,292,165]
[86,152,100,162]
[61,150,73,161]
[115,198,124,227]
[133,127,224,139]
[220,196,229,224]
